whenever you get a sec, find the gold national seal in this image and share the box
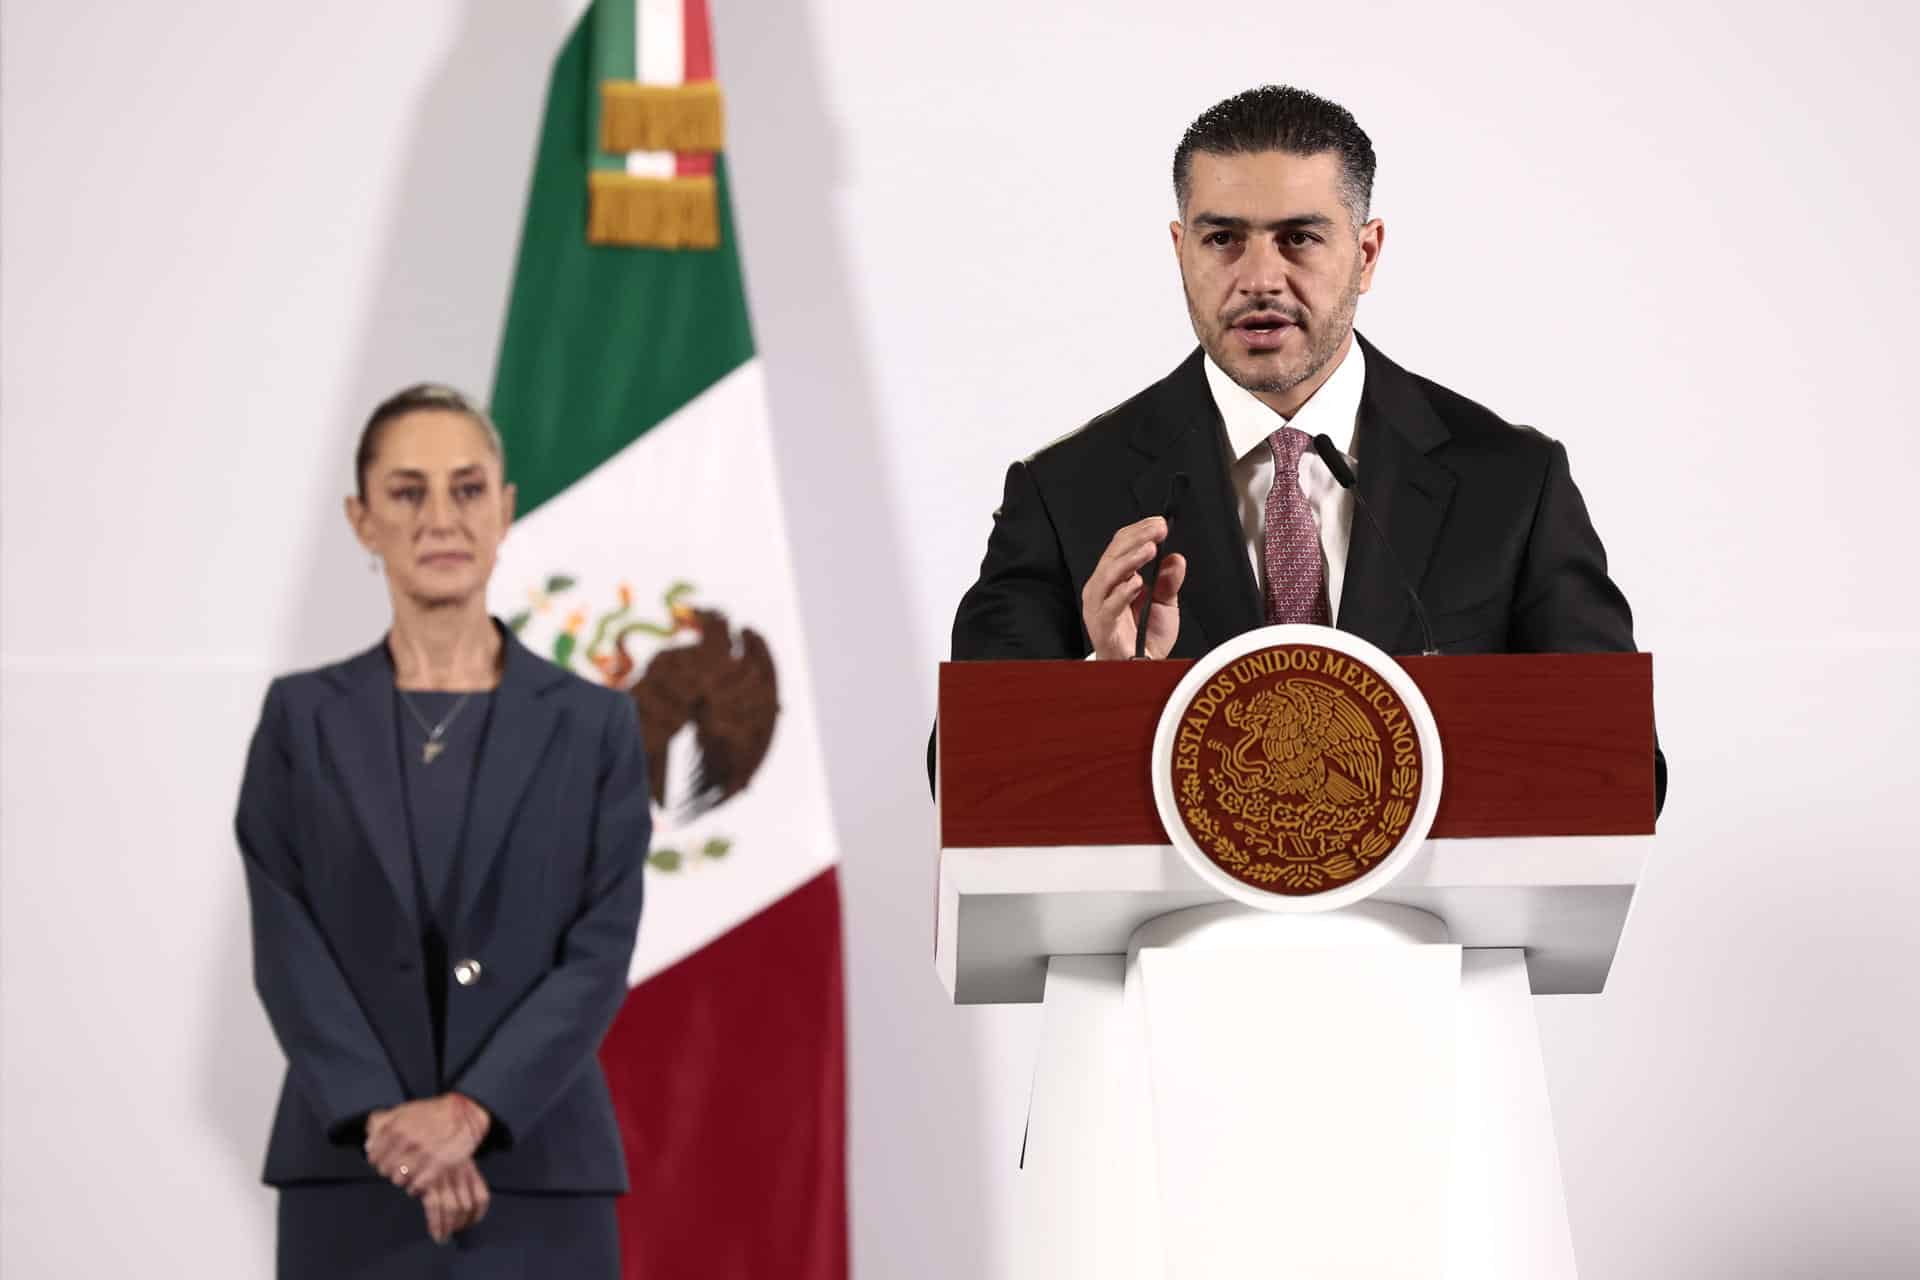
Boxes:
[1170,643,1424,896]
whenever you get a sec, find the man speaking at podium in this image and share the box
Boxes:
[947,84,1663,803]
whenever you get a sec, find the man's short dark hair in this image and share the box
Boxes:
[1172,85,1377,226]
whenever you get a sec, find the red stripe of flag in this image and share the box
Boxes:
[601,868,848,1278]
[677,0,716,178]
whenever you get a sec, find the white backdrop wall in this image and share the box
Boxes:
[4,1,1916,1276]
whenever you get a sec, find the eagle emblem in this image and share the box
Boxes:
[1170,644,1423,896]
[510,577,781,871]
[1217,681,1382,849]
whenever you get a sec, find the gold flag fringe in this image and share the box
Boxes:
[600,81,725,154]
[587,172,720,249]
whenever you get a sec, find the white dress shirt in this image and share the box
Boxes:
[1203,337,1366,621]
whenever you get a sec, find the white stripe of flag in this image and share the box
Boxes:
[624,0,684,180]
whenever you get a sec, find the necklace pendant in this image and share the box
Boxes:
[422,739,446,765]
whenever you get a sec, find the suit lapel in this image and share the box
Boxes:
[318,642,418,929]
[1128,350,1261,655]
[454,629,565,926]
[1336,335,1457,652]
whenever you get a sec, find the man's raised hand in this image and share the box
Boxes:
[1080,517,1186,660]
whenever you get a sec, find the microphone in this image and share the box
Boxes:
[1135,472,1189,659]
[1311,434,1439,656]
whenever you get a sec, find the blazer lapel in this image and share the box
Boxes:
[317,642,418,929]
[454,628,566,925]
[1336,335,1457,653]
[1128,350,1262,655]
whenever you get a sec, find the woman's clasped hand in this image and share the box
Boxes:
[364,1093,494,1243]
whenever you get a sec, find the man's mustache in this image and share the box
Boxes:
[1222,302,1307,327]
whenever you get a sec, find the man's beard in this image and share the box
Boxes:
[1191,265,1363,398]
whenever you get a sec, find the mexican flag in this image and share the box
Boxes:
[486,2,847,1275]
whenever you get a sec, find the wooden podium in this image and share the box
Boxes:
[934,653,1657,1279]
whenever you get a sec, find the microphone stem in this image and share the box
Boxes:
[1353,497,1439,656]
[1311,432,1438,656]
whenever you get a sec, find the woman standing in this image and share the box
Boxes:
[236,385,649,1277]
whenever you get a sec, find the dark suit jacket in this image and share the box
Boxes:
[947,334,1666,803]
[235,625,650,1193]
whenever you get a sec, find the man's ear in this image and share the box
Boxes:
[1356,217,1385,293]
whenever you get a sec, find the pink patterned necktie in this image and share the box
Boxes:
[1263,426,1331,626]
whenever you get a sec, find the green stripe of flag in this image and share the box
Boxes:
[587,0,635,173]
[490,12,754,518]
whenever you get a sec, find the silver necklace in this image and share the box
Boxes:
[398,690,475,764]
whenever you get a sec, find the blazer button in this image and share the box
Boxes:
[453,958,483,987]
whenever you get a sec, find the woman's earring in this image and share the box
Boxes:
[369,555,381,575]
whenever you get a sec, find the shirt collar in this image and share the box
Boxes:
[1202,334,1368,464]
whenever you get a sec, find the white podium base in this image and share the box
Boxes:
[1016,905,1577,1279]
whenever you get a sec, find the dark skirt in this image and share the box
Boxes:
[277,1181,618,1280]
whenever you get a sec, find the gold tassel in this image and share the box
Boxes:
[600,81,725,154]
[587,172,720,250]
